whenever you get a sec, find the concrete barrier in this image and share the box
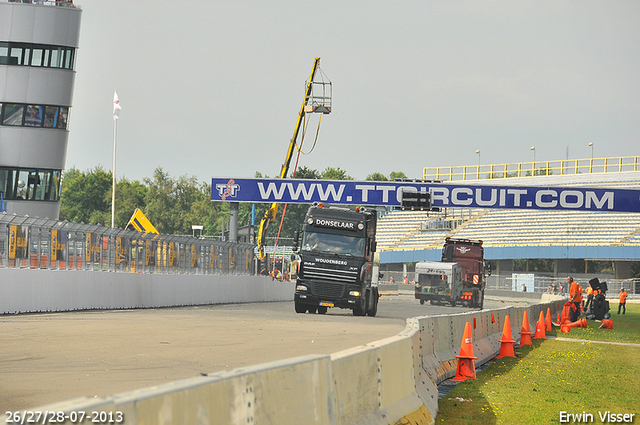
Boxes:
[0,269,294,314]
[13,294,561,425]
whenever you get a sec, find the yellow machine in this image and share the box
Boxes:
[126,208,159,234]
[256,57,331,269]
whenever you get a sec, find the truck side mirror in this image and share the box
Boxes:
[371,240,377,253]
[293,230,300,252]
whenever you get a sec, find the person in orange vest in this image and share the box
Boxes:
[618,288,629,315]
[568,276,583,322]
[584,285,594,311]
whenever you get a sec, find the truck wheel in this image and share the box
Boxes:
[420,299,425,305]
[430,300,436,306]
[478,290,485,310]
[294,301,307,314]
[317,306,327,314]
[450,300,456,307]
[367,288,379,317]
[353,298,366,316]
[308,306,317,314]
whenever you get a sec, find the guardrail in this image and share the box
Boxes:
[2,0,79,8]
[27,301,561,424]
[0,212,254,276]
[424,155,640,181]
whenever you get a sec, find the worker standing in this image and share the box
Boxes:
[618,288,629,315]
[584,285,594,311]
[568,276,583,322]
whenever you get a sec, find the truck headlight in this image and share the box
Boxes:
[296,285,308,291]
[349,291,361,297]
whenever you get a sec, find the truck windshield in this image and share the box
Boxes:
[418,273,450,287]
[301,231,365,256]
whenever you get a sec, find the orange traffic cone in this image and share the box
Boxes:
[554,313,562,326]
[545,308,552,332]
[566,318,587,329]
[560,324,571,333]
[561,302,571,323]
[518,311,533,347]
[497,315,516,359]
[533,311,546,339]
[451,322,478,381]
[599,319,613,329]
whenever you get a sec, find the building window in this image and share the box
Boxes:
[0,42,8,65]
[25,105,44,127]
[0,168,61,202]
[0,41,76,70]
[1,103,69,129]
[9,43,29,65]
[31,46,44,67]
[2,104,24,126]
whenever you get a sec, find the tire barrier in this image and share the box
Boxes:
[20,301,560,425]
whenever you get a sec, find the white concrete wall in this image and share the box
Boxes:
[24,297,561,425]
[0,269,294,314]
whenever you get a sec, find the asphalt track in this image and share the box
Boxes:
[0,292,514,412]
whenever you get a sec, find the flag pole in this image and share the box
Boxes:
[111,117,117,228]
[112,89,121,228]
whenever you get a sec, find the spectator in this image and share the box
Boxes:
[618,288,628,315]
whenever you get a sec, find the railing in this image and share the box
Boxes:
[0,212,255,275]
[424,156,640,181]
[2,0,79,8]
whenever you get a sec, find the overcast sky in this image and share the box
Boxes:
[66,1,640,184]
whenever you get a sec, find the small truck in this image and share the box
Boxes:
[414,238,487,309]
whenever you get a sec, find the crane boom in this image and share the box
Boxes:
[256,57,323,263]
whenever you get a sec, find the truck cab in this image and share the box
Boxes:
[294,203,378,316]
[414,261,464,306]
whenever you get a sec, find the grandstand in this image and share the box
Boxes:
[377,157,640,287]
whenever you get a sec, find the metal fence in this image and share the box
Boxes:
[423,155,640,181]
[0,212,255,275]
[379,270,639,295]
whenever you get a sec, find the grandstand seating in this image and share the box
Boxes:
[376,171,640,251]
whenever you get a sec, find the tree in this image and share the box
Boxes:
[144,168,216,235]
[114,179,147,228]
[294,166,321,179]
[59,166,112,224]
[366,172,388,181]
[321,167,353,180]
[389,171,408,181]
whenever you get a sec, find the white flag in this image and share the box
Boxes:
[113,90,122,120]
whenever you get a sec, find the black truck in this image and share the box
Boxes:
[293,203,379,316]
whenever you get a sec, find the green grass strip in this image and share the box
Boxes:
[436,303,640,424]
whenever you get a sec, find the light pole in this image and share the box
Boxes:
[475,149,480,166]
[589,142,594,159]
[531,146,536,163]
[531,146,536,175]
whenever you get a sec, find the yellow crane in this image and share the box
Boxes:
[256,57,331,270]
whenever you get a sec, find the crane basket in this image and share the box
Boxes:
[304,67,332,114]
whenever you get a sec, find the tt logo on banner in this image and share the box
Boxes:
[216,179,240,200]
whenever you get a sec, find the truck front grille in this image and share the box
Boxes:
[311,281,345,299]
[303,265,358,283]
